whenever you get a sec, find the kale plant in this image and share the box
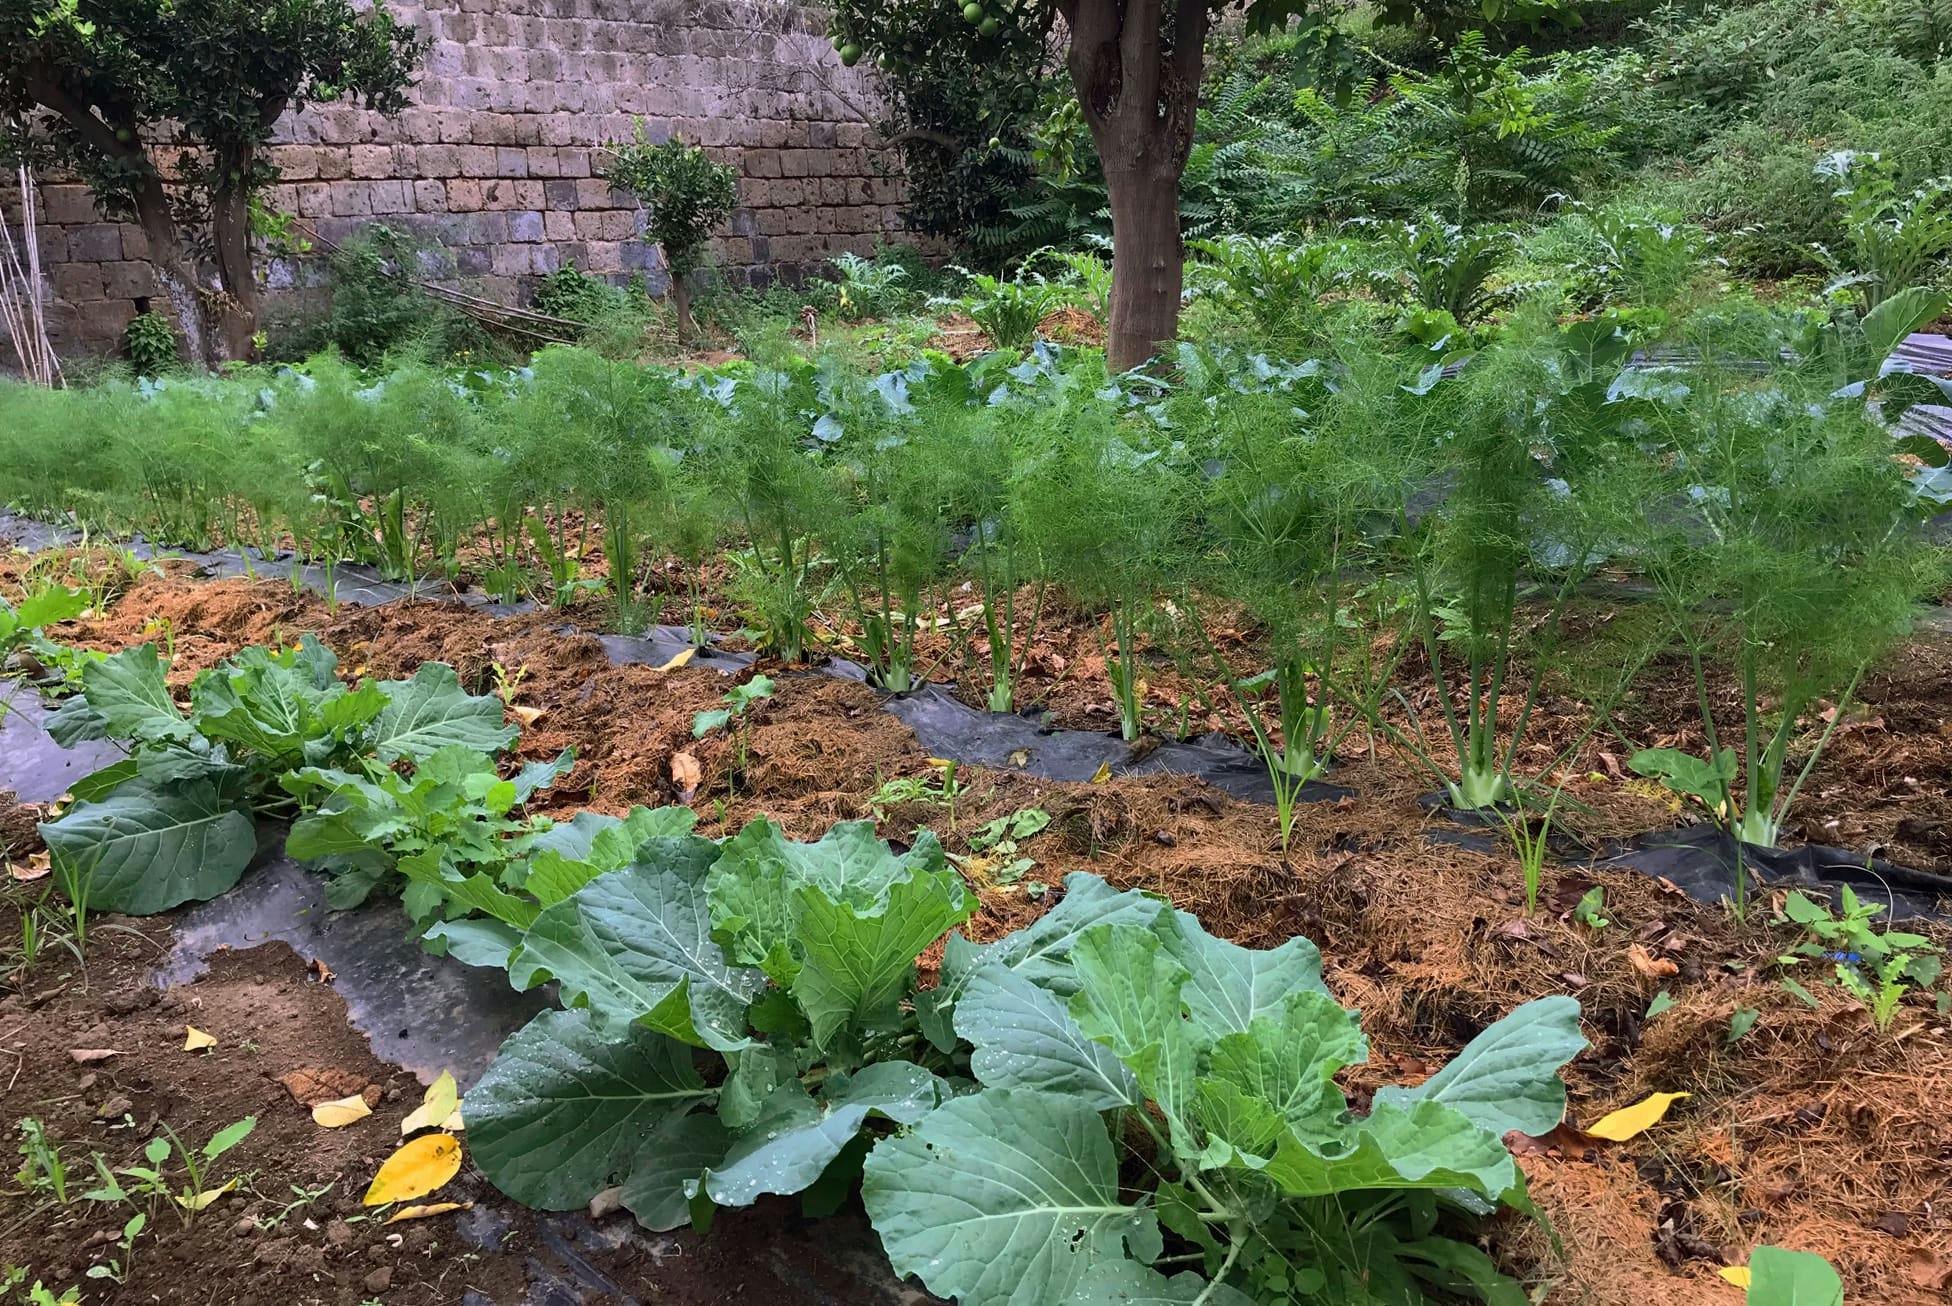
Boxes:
[37,638,517,914]
[466,819,1589,1304]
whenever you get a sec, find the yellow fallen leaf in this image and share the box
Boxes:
[9,851,51,882]
[1718,1266,1751,1288]
[311,1095,373,1128]
[183,1026,218,1052]
[363,1133,462,1206]
[925,757,956,770]
[1090,761,1113,784]
[385,1200,471,1224]
[401,1070,459,1137]
[176,1178,237,1211]
[440,1107,464,1132]
[509,704,544,727]
[1586,1091,1691,1142]
[670,750,702,800]
[654,647,695,672]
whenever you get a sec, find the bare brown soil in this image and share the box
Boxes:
[3,560,1950,1304]
[0,915,929,1305]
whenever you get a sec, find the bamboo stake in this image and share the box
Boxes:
[0,158,62,385]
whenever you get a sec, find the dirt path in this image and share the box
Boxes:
[0,911,923,1305]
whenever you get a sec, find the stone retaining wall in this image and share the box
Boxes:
[9,0,903,358]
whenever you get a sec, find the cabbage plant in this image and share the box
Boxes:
[37,638,518,916]
[466,820,1588,1305]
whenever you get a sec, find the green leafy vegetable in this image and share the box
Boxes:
[39,780,256,915]
[459,817,1583,1306]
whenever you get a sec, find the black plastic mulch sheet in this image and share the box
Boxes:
[156,851,549,1087]
[883,682,1353,806]
[1599,824,1952,922]
[7,511,1950,916]
[0,686,125,803]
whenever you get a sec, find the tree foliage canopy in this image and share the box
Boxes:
[2,0,421,216]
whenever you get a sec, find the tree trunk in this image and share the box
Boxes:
[668,257,696,342]
[128,174,221,369]
[1102,163,1184,372]
[210,184,259,360]
[1060,0,1206,374]
[22,64,225,367]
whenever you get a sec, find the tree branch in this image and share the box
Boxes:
[1065,0,1124,128]
[19,60,148,170]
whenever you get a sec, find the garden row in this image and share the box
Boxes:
[6,290,1950,881]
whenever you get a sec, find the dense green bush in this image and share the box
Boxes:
[122,311,180,377]
[293,225,477,364]
[1606,0,1952,273]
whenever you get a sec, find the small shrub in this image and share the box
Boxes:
[600,123,738,339]
[938,267,1072,350]
[313,224,469,363]
[1357,216,1522,326]
[1812,151,1952,312]
[1188,234,1345,340]
[122,311,179,376]
[531,264,668,357]
[806,251,914,321]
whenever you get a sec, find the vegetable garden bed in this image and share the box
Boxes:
[3,540,1950,1304]
[5,308,1952,1305]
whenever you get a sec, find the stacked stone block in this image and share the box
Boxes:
[8,0,907,356]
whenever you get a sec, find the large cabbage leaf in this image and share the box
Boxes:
[368,662,519,761]
[39,779,255,915]
[467,1009,712,1210]
[1370,996,1587,1139]
[509,836,765,1051]
[863,1089,1160,1306]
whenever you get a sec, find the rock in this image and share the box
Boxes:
[290,1243,328,1275]
[324,1218,354,1248]
[103,988,156,1015]
[363,1267,394,1295]
[233,1217,257,1238]
[95,1094,133,1120]
[277,1067,372,1107]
